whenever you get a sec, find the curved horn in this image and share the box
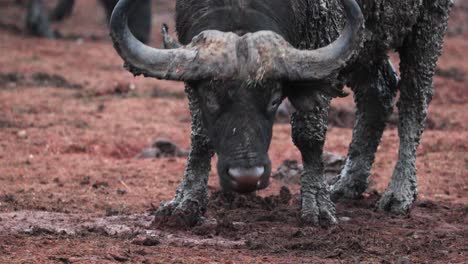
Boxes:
[111,0,363,82]
[277,0,364,81]
[110,0,211,80]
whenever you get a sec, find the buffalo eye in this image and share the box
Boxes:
[205,93,220,113]
[267,93,282,114]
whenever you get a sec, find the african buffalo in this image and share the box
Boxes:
[110,0,453,227]
[25,0,151,43]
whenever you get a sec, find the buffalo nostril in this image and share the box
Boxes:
[228,166,265,178]
[228,166,265,191]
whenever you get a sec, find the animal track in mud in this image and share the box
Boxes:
[0,211,245,249]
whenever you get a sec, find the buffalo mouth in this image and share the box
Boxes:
[217,157,271,193]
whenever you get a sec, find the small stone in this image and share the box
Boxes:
[397,256,411,264]
[113,82,133,94]
[152,138,186,157]
[17,130,27,138]
[116,189,127,195]
[92,181,109,189]
[109,253,128,263]
[1,194,16,203]
[79,176,91,185]
[339,216,351,222]
[135,147,160,159]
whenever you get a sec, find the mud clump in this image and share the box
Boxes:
[209,186,292,211]
[193,187,295,238]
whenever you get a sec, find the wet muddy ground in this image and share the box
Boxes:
[0,1,467,263]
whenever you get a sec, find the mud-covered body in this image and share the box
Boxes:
[109,0,453,227]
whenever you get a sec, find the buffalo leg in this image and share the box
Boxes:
[100,0,152,44]
[127,0,151,44]
[26,0,55,38]
[331,59,398,200]
[50,0,75,21]
[154,85,214,227]
[290,91,337,227]
[378,0,452,213]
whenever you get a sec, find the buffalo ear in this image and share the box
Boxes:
[285,81,347,112]
[161,24,182,49]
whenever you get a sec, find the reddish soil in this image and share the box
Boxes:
[0,1,467,263]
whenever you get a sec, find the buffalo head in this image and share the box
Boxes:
[110,0,364,193]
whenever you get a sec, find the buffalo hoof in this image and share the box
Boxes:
[301,187,338,227]
[330,175,367,202]
[153,198,205,228]
[377,186,416,214]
